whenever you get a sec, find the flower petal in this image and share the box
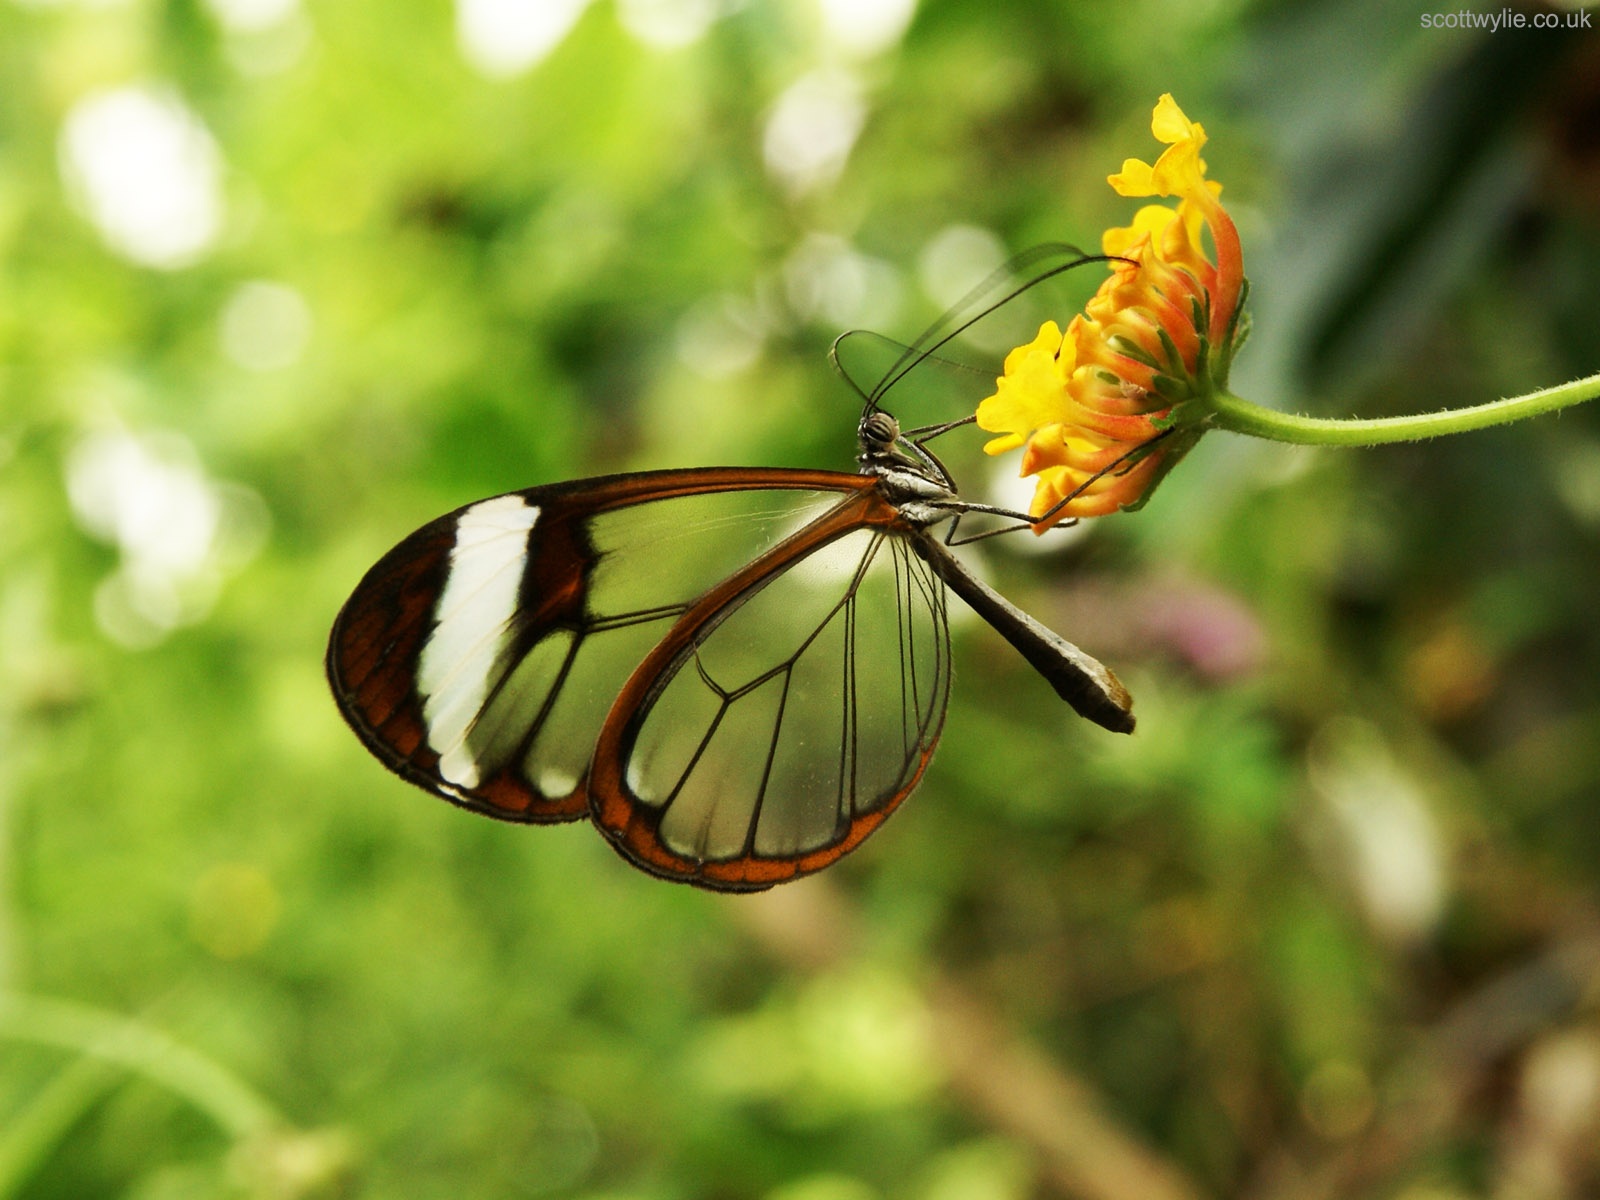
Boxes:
[1150,93,1198,145]
[1108,157,1158,198]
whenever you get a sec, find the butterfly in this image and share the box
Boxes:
[326,246,1150,891]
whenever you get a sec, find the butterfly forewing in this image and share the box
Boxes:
[327,469,874,826]
[589,491,951,890]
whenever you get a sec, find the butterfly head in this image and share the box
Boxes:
[857,409,901,459]
[856,409,959,516]
[858,409,930,479]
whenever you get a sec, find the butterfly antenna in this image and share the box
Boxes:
[828,330,882,416]
[869,245,1131,407]
[835,245,1113,422]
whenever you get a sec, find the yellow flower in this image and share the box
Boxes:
[977,94,1247,528]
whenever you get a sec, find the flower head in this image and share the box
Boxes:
[977,94,1248,528]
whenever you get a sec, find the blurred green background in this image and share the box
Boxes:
[4,0,1600,1197]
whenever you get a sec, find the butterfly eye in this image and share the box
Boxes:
[860,411,899,446]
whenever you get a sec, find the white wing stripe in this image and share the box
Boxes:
[418,495,541,787]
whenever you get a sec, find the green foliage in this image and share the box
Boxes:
[5,1,1600,1198]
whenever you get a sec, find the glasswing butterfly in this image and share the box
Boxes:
[326,246,1153,891]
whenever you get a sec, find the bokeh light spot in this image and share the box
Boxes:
[221,280,314,372]
[456,0,591,77]
[763,69,865,195]
[190,862,282,959]
[59,85,225,269]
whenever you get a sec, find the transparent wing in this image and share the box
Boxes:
[590,491,951,891]
[831,242,1110,422]
[326,469,872,824]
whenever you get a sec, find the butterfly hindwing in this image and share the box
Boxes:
[326,468,882,827]
[590,487,952,890]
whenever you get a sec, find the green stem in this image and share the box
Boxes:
[1208,371,1600,446]
[0,993,283,1140]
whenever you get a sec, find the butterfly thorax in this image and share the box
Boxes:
[856,410,958,527]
